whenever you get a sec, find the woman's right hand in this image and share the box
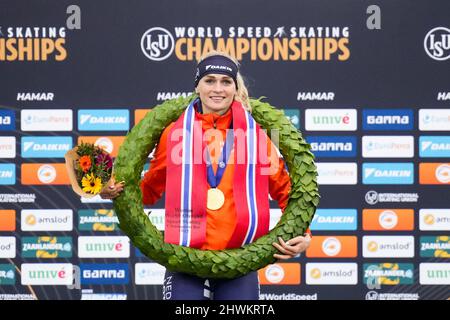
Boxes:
[99,177,125,199]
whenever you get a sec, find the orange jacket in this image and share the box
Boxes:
[140,106,310,250]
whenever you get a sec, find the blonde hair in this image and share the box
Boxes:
[196,50,252,112]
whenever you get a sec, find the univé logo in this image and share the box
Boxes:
[21,263,73,285]
[424,27,450,61]
[78,236,130,258]
[141,27,175,61]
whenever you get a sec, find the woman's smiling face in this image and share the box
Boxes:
[196,74,237,115]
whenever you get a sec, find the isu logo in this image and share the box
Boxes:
[141,27,174,61]
[424,27,450,61]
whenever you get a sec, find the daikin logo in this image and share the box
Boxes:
[420,136,450,157]
[310,209,357,231]
[21,137,72,158]
[0,164,15,185]
[78,110,129,131]
[363,163,413,184]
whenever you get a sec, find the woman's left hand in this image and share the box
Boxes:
[272,234,311,260]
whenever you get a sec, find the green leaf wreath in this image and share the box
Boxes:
[113,95,319,279]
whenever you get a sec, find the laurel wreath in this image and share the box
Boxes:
[113,95,319,279]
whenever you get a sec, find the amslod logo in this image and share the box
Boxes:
[419,136,450,157]
[363,109,413,131]
[78,110,129,131]
[306,136,356,158]
[363,163,414,184]
[0,110,15,131]
[21,136,72,158]
[80,264,129,285]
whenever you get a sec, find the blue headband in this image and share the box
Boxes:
[194,55,239,88]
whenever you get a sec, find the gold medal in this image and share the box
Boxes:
[207,188,225,211]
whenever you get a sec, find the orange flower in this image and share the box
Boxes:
[79,155,92,172]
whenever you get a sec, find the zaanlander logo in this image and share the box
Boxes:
[21,236,72,258]
[364,263,414,286]
[420,236,450,258]
[0,265,15,285]
[78,209,119,231]
[424,27,450,61]
[141,26,350,61]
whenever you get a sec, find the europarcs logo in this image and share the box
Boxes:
[140,26,351,61]
[424,27,450,61]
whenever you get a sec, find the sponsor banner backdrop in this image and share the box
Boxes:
[0,0,449,300]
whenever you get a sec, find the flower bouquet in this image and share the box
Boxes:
[64,142,113,198]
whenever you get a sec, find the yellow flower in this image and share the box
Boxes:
[81,173,103,195]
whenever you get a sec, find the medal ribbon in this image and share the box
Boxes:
[205,124,234,188]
